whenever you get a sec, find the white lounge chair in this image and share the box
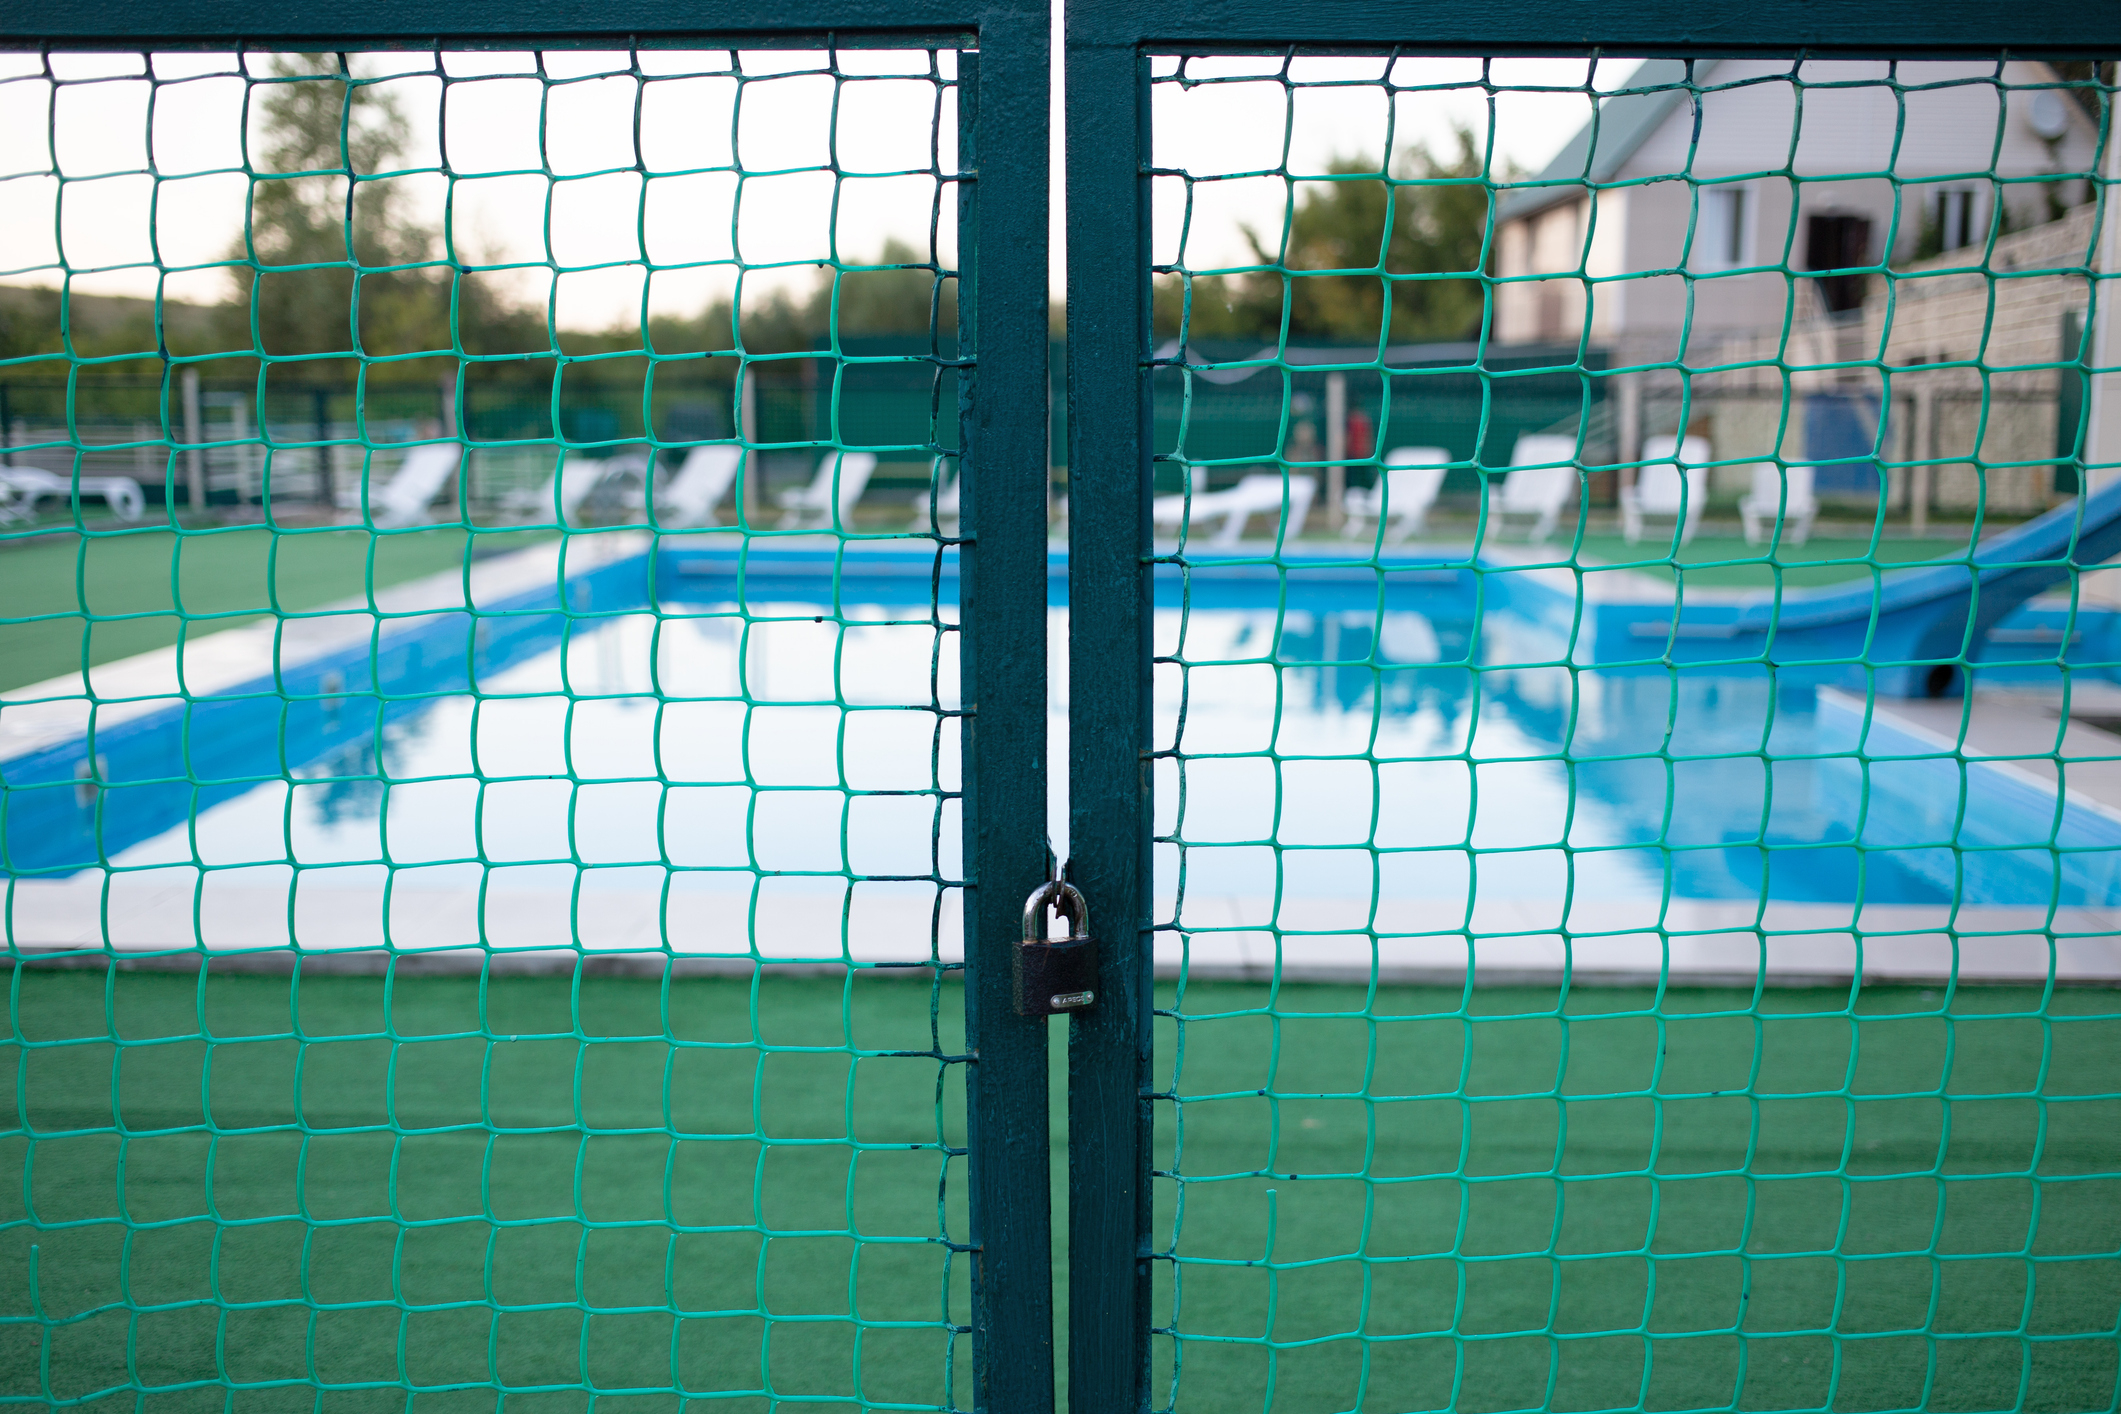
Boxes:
[776,451,879,530]
[652,446,745,528]
[336,443,461,528]
[505,452,649,527]
[1491,434,1581,543]
[1343,446,1449,545]
[1621,434,1712,546]
[1153,471,1316,548]
[0,464,145,521]
[1739,462,1818,546]
[908,461,960,535]
[0,473,29,526]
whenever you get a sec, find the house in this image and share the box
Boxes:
[1493,59,2101,358]
[1490,58,2103,515]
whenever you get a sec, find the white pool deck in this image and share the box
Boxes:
[8,876,2119,987]
[7,537,2120,987]
[0,535,635,765]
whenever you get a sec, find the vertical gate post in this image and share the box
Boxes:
[313,386,333,506]
[956,13,1058,1413]
[1063,20,1155,1414]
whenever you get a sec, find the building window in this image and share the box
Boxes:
[1935,188,1979,252]
[1805,213,1872,314]
[2058,309,2087,495]
[1697,185,1752,269]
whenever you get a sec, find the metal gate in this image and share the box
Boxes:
[1065,2,2121,1412]
[1,3,1052,1411]
[11,0,2121,1411]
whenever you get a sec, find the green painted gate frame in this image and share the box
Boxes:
[14,0,2121,1406]
[1061,2,2121,1412]
[1,3,1054,1412]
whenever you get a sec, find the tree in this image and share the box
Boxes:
[1157,126,1498,347]
[641,237,958,359]
[821,237,959,338]
[222,55,455,374]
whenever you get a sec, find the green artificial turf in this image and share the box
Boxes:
[1154,981,2121,1414]
[2,970,971,1414]
[0,526,551,694]
[6,971,2117,1413]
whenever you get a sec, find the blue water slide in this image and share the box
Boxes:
[1613,478,2121,695]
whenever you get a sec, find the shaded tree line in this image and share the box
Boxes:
[7,55,1502,380]
[1154,128,1500,348]
[3,54,955,399]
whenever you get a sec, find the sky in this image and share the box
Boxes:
[0,39,1610,331]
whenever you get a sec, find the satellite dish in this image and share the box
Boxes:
[2029,91,2071,142]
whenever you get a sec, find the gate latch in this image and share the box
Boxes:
[1016,881,1097,1017]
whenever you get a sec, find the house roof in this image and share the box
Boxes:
[1494,59,1720,223]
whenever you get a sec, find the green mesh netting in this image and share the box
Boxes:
[10,39,2121,1414]
[1147,55,2121,1412]
[2,45,972,1409]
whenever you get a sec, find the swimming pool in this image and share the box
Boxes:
[5,543,2118,970]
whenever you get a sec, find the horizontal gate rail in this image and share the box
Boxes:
[6,1,978,48]
[1066,0,2118,57]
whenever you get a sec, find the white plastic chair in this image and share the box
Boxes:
[1621,434,1711,545]
[336,444,461,528]
[652,446,744,528]
[506,452,649,527]
[1153,471,1316,548]
[1493,434,1581,543]
[1739,462,1817,545]
[1343,446,1449,545]
[0,465,145,521]
[0,474,29,526]
[908,460,960,535]
[775,451,879,530]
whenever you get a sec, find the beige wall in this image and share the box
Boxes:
[1494,197,1590,344]
[1865,204,2096,369]
[1660,206,2096,515]
[1862,205,2097,514]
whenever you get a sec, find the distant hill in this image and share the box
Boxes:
[0,281,223,369]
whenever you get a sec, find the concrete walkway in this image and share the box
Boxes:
[1846,681,2121,820]
[0,535,642,764]
[10,873,2116,987]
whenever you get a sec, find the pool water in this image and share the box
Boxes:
[1158,604,2121,908]
[7,554,2118,911]
[101,608,962,895]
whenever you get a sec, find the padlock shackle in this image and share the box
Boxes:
[1022,880,1088,943]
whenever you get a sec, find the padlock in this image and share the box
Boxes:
[1015,881,1097,1017]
